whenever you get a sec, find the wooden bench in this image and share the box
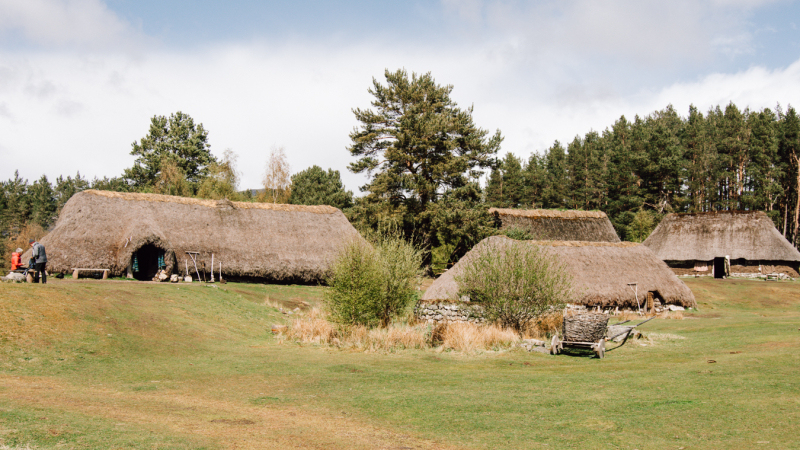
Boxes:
[72,268,109,280]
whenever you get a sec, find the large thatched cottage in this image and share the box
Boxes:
[642,211,800,278]
[488,208,620,242]
[422,235,695,309]
[26,190,363,282]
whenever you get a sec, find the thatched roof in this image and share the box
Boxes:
[24,190,363,282]
[489,208,620,242]
[642,211,800,262]
[422,236,695,308]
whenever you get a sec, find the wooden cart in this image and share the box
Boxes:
[550,314,656,359]
[550,313,609,359]
[550,333,606,358]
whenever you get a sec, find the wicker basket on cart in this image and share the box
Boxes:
[562,313,609,342]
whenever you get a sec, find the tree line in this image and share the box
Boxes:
[485,103,800,243]
[2,68,799,274]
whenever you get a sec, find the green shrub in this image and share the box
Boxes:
[456,240,572,332]
[626,208,657,242]
[502,225,534,240]
[325,233,424,328]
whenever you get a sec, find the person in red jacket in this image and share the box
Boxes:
[10,248,23,271]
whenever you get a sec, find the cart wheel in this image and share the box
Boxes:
[550,334,560,355]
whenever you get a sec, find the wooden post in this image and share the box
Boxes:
[102,269,108,280]
[210,253,215,283]
[646,292,654,313]
[73,269,80,279]
[219,261,223,282]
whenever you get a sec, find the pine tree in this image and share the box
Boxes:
[718,103,750,210]
[542,141,569,208]
[0,171,30,236]
[348,69,502,250]
[485,167,505,206]
[54,172,90,213]
[642,106,685,213]
[746,108,782,216]
[124,112,215,191]
[501,153,525,207]
[778,106,800,245]
[522,153,547,208]
[681,106,710,212]
[288,165,354,210]
[604,116,643,237]
[28,175,57,228]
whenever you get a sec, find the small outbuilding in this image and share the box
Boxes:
[642,211,800,278]
[489,208,621,242]
[422,235,695,309]
[25,189,363,282]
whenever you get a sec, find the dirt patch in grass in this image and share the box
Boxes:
[0,375,459,450]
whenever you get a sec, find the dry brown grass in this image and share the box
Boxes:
[659,310,684,320]
[284,308,336,344]
[285,309,520,353]
[348,324,429,351]
[522,312,563,339]
[439,322,519,352]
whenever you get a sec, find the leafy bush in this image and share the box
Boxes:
[456,239,572,332]
[325,233,424,328]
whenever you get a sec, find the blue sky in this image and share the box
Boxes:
[1,0,800,192]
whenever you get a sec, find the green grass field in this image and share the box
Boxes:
[1,278,798,449]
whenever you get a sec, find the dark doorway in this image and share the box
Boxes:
[713,257,725,279]
[132,244,166,281]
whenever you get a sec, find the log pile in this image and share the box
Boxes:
[562,313,609,342]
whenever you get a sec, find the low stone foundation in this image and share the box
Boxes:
[730,272,792,280]
[565,303,686,315]
[414,301,485,324]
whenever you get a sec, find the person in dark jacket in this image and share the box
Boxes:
[29,239,47,284]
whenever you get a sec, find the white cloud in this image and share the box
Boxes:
[1,39,799,193]
[0,0,147,51]
[0,0,797,193]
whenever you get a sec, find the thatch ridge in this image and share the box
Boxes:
[25,190,363,282]
[643,210,800,262]
[422,236,695,308]
[490,208,621,243]
[86,189,339,214]
[488,208,608,219]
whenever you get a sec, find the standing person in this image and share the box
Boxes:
[29,239,47,284]
[10,248,23,271]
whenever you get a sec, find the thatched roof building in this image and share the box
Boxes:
[642,211,800,277]
[489,208,620,242]
[422,236,695,308]
[25,190,363,282]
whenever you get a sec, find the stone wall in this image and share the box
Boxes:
[414,301,485,323]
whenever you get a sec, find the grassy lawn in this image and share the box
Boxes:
[1,277,798,449]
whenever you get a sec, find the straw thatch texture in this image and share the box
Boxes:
[642,211,800,263]
[422,236,695,308]
[24,190,363,282]
[489,208,620,242]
